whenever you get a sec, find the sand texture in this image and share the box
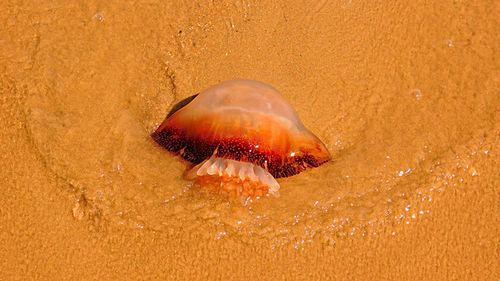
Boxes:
[1,1,499,280]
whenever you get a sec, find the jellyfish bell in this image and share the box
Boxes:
[152,79,331,197]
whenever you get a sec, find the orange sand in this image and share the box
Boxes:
[1,1,498,280]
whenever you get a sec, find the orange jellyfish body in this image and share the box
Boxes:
[152,79,331,196]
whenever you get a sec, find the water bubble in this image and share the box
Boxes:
[470,167,478,177]
[410,88,422,100]
[93,12,105,22]
[215,231,227,240]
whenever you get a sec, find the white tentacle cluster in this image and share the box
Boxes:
[188,156,280,196]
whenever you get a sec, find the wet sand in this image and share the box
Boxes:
[1,1,499,280]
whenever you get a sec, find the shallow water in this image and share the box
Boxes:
[26,73,496,246]
[24,4,497,245]
[1,0,499,279]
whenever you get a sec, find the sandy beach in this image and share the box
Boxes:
[1,1,498,280]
